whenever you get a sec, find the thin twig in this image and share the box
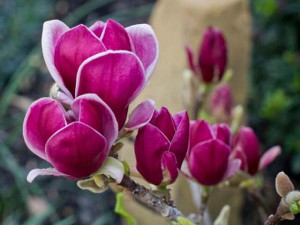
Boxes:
[119,175,185,222]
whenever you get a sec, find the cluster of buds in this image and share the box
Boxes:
[265,172,300,224]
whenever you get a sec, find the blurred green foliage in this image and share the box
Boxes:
[0,0,154,224]
[249,0,300,173]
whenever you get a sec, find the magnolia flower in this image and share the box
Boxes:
[186,120,240,186]
[42,19,159,127]
[23,94,118,181]
[185,27,227,83]
[231,127,281,175]
[134,107,189,186]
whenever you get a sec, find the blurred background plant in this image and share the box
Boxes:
[0,0,154,224]
[249,0,300,176]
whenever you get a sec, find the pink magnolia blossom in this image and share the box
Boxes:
[231,127,281,175]
[134,107,189,186]
[42,19,159,127]
[186,120,240,186]
[23,94,118,181]
[185,27,227,83]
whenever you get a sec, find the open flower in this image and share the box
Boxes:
[42,19,159,127]
[185,27,227,83]
[231,126,281,175]
[134,107,189,186]
[23,94,118,181]
[186,119,240,186]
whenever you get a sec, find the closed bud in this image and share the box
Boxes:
[198,27,227,83]
[210,84,233,123]
[134,107,189,186]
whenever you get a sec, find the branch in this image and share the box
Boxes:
[119,175,184,222]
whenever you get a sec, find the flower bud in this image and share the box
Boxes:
[134,107,189,186]
[210,84,233,123]
[198,27,227,83]
[232,127,281,175]
[186,120,240,186]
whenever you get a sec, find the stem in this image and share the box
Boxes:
[119,175,185,222]
[199,186,210,225]
[264,199,290,225]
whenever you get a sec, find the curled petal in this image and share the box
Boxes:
[27,168,71,183]
[222,159,241,181]
[54,25,106,95]
[189,120,213,151]
[46,122,108,179]
[72,94,118,149]
[23,98,67,160]
[231,147,247,171]
[100,19,131,51]
[134,124,170,185]
[126,24,159,81]
[42,20,71,96]
[89,21,106,37]
[151,107,176,141]
[125,99,156,131]
[162,151,179,184]
[259,145,281,171]
[188,139,230,186]
[169,111,189,168]
[76,51,145,127]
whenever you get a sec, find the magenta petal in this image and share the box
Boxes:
[42,20,71,96]
[259,145,281,171]
[231,147,248,171]
[46,122,108,179]
[27,168,71,183]
[54,25,106,95]
[76,51,145,127]
[89,21,106,37]
[134,124,170,185]
[222,159,241,181]
[188,139,230,186]
[125,99,156,131]
[151,107,176,141]
[23,98,67,160]
[169,111,189,168]
[184,45,197,74]
[233,127,261,175]
[189,120,213,151]
[162,151,179,184]
[72,94,118,149]
[126,24,159,81]
[100,19,131,51]
[212,123,231,145]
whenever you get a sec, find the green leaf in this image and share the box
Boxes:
[115,192,137,225]
[177,217,195,225]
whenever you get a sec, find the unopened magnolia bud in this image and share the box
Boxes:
[276,172,294,197]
